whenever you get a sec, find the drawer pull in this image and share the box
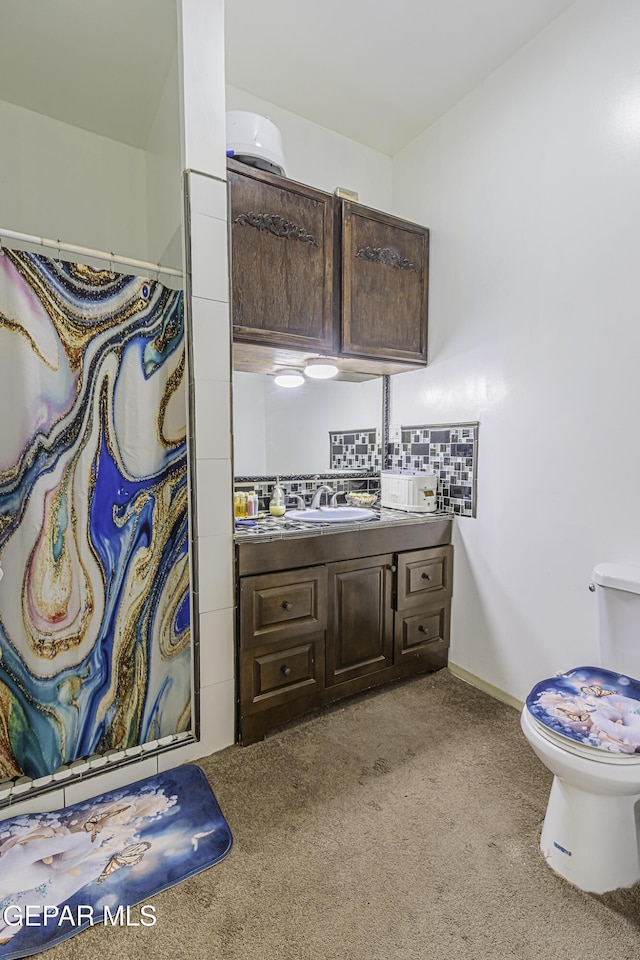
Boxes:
[418,625,429,635]
[421,572,432,581]
[281,665,292,677]
[282,601,294,612]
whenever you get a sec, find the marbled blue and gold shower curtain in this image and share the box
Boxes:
[0,250,191,780]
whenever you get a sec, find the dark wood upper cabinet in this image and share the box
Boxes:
[227,159,335,353]
[228,160,429,375]
[340,202,429,365]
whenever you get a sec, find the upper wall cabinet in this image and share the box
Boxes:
[340,202,429,365]
[228,160,429,377]
[227,159,335,353]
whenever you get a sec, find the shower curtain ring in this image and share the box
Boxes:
[108,254,116,279]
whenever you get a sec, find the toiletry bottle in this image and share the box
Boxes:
[247,491,257,517]
[234,492,247,518]
[269,479,286,517]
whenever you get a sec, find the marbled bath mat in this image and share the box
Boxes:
[0,765,233,959]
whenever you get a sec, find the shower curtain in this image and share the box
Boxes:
[0,249,192,781]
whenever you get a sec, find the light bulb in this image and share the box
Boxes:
[274,369,304,388]
[304,358,338,380]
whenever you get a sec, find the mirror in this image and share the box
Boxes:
[233,372,383,475]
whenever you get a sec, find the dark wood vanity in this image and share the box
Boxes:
[235,517,452,744]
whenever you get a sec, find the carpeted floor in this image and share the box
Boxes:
[47,669,640,959]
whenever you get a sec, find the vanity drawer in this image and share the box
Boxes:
[394,602,450,664]
[395,545,452,611]
[240,566,327,649]
[240,633,325,714]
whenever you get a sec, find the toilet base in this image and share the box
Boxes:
[540,776,640,893]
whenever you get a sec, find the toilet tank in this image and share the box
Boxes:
[592,563,640,678]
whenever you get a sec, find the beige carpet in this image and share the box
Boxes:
[50,670,640,959]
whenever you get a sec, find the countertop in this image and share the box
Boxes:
[234,506,453,543]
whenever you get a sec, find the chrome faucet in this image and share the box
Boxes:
[310,484,335,509]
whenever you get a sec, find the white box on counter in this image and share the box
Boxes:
[380,469,438,513]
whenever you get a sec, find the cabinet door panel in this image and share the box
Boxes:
[240,566,327,650]
[240,633,325,715]
[394,604,450,664]
[229,164,335,352]
[326,554,393,685]
[396,546,453,611]
[341,202,429,364]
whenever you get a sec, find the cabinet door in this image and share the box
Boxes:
[228,162,336,352]
[395,546,453,612]
[394,603,450,668]
[239,566,327,650]
[341,202,429,364]
[326,554,394,686]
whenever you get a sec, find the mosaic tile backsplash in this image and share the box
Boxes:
[330,430,382,471]
[234,473,380,510]
[388,423,479,517]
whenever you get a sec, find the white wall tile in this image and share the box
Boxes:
[196,460,232,536]
[63,757,159,807]
[178,0,226,180]
[199,607,235,687]
[190,213,229,302]
[190,172,227,221]
[157,679,235,772]
[0,789,65,822]
[194,379,231,459]
[190,297,231,383]
[197,534,234,612]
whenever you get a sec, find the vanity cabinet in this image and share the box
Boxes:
[236,523,452,744]
[228,159,429,377]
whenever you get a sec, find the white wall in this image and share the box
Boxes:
[145,52,183,269]
[263,377,382,475]
[233,372,267,474]
[0,98,148,260]
[226,85,392,210]
[391,0,640,702]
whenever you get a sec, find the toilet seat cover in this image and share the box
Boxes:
[526,666,640,756]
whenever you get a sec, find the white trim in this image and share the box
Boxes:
[448,661,524,712]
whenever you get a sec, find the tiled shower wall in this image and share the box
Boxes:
[388,423,479,516]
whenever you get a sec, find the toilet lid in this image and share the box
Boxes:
[526,665,640,757]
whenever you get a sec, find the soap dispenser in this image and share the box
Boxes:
[269,479,286,517]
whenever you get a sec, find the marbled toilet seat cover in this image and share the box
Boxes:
[526,666,640,755]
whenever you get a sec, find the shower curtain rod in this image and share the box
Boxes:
[0,225,183,278]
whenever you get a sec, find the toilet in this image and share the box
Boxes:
[520,563,640,893]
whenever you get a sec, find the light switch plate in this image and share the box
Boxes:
[390,424,402,443]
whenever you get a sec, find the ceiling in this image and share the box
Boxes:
[225,0,576,156]
[0,0,177,149]
[0,1,575,156]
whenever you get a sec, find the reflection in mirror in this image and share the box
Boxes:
[233,372,382,476]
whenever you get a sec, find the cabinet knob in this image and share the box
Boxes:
[282,601,293,611]
[388,564,397,573]
[418,625,429,635]
[281,665,292,677]
[421,572,432,581]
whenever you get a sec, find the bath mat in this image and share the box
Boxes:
[0,764,232,959]
[527,665,640,754]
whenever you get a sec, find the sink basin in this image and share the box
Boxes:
[284,507,377,524]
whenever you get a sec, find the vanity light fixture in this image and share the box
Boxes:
[273,368,304,388]
[304,358,339,380]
